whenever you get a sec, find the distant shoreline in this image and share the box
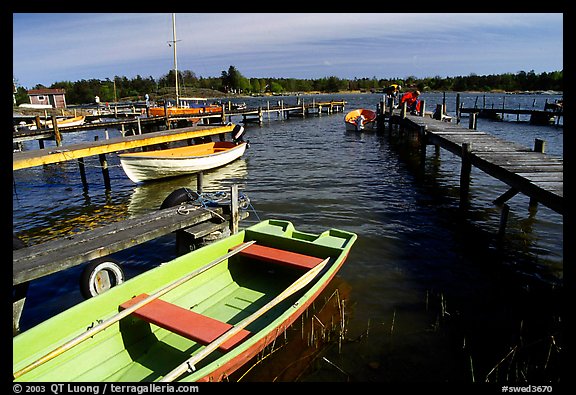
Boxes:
[13,89,562,117]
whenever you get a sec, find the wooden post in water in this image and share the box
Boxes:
[468,113,477,130]
[77,158,88,191]
[456,94,461,124]
[52,116,62,146]
[196,171,203,194]
[387,97,394,116]
[400,102,407,119]
[528,139,547,211]
[498,203,510,238]
[13,282,29,336]
[94,136,111,190]
[230,184,239,234]
[377,99,386,132]
[460,142,472,206]
[433,104,443,120]
[418,125,428,167]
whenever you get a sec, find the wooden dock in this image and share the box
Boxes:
[222,99,346,124]
[458,107,563,125]
[13,123,235,171]
[13,184,249,334]
[377,105,563,224]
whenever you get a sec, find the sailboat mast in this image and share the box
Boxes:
[172,13,179,107]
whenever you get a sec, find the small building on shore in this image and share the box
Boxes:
[26,88,67,109]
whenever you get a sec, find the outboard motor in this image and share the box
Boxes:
[232,124,245,143]
[355,115,365,131]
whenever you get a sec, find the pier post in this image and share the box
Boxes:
[95,136,111,190]
[377,100,386,132]
[52,116,62,146]
[78,158,88,191]
[400,102,407,119]
[418,125,428,166]
[460,142,472,206]
[528,139,547,211]
[420,100,426,117]
[13,282,29,335]
[196,171,203,194]
[258,107,263,125]
[498,204,510,238]
[433,104,443,120]
[456,94,461,124]
[230,184,239,234]
[468,113,477,130]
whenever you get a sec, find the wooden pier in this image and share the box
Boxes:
[377,102,563,233]
[458,107,563,125]
[222,99,346,124]
[13,183,249,334]
[457,95,563,126]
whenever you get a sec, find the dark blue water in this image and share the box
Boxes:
[12,92,564,383]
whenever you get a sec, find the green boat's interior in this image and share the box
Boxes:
[13,220,357,382]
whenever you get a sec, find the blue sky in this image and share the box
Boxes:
[13,13,563,89]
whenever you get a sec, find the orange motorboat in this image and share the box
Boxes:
[344,109,377,131]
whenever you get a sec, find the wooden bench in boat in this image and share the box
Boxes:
[120,293,251,352]
[230,243,325,270]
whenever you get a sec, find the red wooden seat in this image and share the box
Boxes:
[120,293,251,352]
[231,243,325,270]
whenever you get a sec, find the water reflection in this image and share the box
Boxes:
[127,158,249,216]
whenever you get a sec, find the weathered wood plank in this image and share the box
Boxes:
[13,204,223,285]
[13,124,235,170]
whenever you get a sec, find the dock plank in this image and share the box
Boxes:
[13,204,223,285]
[12,124,235,170]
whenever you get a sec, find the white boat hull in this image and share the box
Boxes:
[119,142,247,183]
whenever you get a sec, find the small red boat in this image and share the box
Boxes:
[344,109,377,131]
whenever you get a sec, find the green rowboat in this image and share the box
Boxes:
[13,219,357,382]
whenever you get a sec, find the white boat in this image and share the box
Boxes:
[119,141,248,183]
[41,115,86,128]
[19,115,86,131]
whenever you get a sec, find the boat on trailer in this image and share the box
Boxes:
[13,219,357,382]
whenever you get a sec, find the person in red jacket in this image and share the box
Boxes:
[399,90,421,114]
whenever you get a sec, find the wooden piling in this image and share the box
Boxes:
[94,136,111,190]
[460,143,472,205]
[468,113,477,130]
[529,139,547,210]
[498,204,510,238]
[230,184,239,234]
[52,116,62,146]
[78,158,88,191]
[456,94,461,124]
[196,171,203,194]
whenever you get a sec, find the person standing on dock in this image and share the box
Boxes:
[384,84,402,107]
[399,90,421,114]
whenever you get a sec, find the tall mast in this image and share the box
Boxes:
[172,13,179,107]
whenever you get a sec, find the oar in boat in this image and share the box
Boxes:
[13,240,257,381]
[160,256,330,382]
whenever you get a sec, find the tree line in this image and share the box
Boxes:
[13,67,563,105]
